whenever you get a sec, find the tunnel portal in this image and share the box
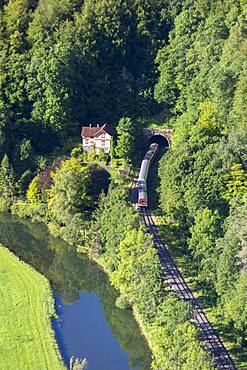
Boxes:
[149,134,170,147]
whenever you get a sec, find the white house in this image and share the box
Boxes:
[81,124,115,154]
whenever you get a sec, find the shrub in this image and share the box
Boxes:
[0,196,9,212]
[11,201,47,222]
[71,145,84,159]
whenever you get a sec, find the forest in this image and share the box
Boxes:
[156,0,247,359]
[0,0,246,369]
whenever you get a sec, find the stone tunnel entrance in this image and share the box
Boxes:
[144,127,173,148]
[149,134,170,147]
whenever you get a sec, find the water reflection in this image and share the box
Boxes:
[0,213,151,370]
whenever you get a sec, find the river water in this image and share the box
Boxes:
[0,213,152,370]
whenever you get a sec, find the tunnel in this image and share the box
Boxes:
[149,134,170,147]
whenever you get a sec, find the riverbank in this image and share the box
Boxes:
[9,200,158,368]
[0,244,65,370]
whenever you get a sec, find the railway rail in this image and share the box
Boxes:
[142,207,236,370]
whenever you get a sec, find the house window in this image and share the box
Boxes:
[101,140,105,146]
[85,139,89,144]
[101,133,105,138]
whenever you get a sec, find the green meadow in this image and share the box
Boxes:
[0,244,64,370]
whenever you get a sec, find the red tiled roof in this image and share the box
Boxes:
[81,124,115,138]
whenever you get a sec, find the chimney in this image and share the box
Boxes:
[89,124,91,128]
[97,124,99,127]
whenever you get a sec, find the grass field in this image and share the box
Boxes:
[0,244,65,370]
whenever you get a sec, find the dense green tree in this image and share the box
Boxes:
[110,227,164,320]
[115,117,134,161]
[19,138,32,161]
[216,196,247,296]
[48,158,91,222]
[0,102,9,156]
[151,320,213,370]
[224,272,247,346]
[0,154,16,200]
[27,18,90,131]
[149,295,212,370]
[0,0,36,118]
[26,174,43,203]
[48,158,108,225]
[98,148,108,164]
[93,186,138,270]
[223,164,247,201]
[158,144,189,222]
[188,208,222,286]
[18,168,32,195]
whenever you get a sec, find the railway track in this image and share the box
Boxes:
[142,207,236,370]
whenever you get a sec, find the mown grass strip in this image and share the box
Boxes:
[0,244,65,370]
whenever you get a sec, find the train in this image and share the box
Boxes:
[137,143,159,208]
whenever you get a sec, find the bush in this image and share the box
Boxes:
[71,145,84,159]
[11,201,47,222]
[98,148,108,164]
[0,196,9,212]
[115,295,130,309]
[26,176,44,203]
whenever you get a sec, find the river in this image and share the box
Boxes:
[0,213,152,370]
